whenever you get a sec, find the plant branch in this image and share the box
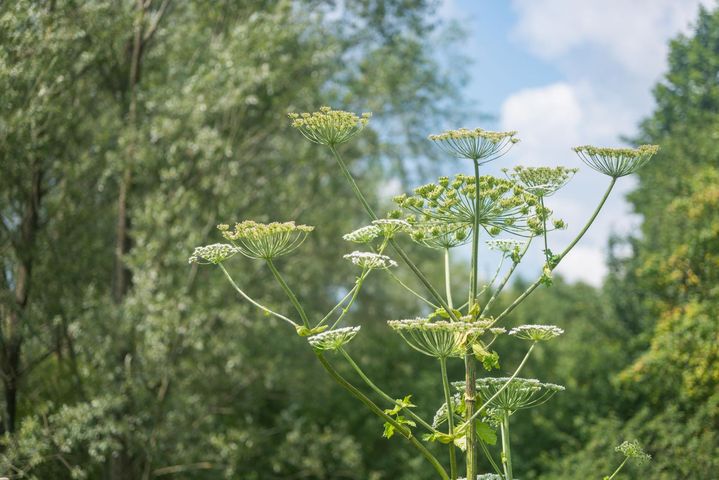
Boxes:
[266,259,310,328]
[218,264,298,327]
[316,353,449,480]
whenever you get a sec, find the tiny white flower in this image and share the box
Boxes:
[343,251,398,269]
[308,326,361,351]
[508,324,564,342]
[342,225,381,243]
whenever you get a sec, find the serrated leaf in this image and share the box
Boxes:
[382,422,395,439]
[476,421,497,445]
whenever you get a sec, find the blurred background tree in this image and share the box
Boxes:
[1,1,718,479]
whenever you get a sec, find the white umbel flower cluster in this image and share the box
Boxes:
[486,239,526,255]
[343,251,398,269]
[457,474,510,480]
[342,225,381,244]
[188,243,238,264]
[308,326,361,351]
[509,324,564,342]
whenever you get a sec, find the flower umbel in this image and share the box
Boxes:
[219,221,314,259]
[409,222,471,249]
[503,166,577,197]
[387,318,488,358]
[344,251,397,269]
[288,106,371,146]
[188,243,238,264]
[429,128,519,163]
[394,174,537,236]
[342,225,381,244]
[308,326,361,351]
[509,324,564,342]
[573,144,659,178]
[615,440,651,465]
[454,377,565,415]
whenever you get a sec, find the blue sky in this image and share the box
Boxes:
[436,0,713,285]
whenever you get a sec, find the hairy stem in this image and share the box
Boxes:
[500,415,513,480]
[464,343,536,425]
[444,248,454,309]
[316,353,449,480]
[464,158,482,480]
[440,358,458,479]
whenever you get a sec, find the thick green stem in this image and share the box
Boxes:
[444,248,453,309]
[339,348,437,433]
[464,159,482,480]
[494,178,616,324]
[266,259,309,328]
[440,358,457,479]
[500,416,513,480]
[465,343,536,425]
[218,264,298,327]
[607,457,629,480]
[316,353,449,480]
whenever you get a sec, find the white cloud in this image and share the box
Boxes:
[555,245,608,286]
[495,0,711,285]
[511,0,711,81]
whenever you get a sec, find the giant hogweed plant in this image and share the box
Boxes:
[190,107,656,480]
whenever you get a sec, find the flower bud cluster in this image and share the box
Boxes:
[342,225,381,244]
[429,128,519,163]
[343,251,397,269]
[188,243,238,264]
[509,324,564,342]
[503,166,577,197]
[394,174,537,236]
[219,221,314,259]
[409,223,471,249]
[615,440,651,464]
[308,326,361,351]
[387,318,487,358]
[288,106,371,146]
[573,144,658,178]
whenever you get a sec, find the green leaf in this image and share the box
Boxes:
[476,421,497,445]
[382,422,395,439]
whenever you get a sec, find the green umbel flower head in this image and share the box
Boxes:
[615,440,651,465]
[387,317,488,358]
[503,166,577,197]
[219,221,314,260]
[409,223,471,249]
[394,174,537,236]
[288,106,371,146]
[429,128,519,164]
[573,145,658,178]
[454,377,564,416]
[308,326,361,351]
[188,243,238,264]
[508,324,564,342]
